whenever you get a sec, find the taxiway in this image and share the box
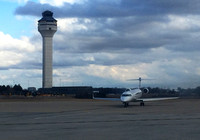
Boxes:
[0,98,199,140]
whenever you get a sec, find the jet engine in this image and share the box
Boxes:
[143,88,149,93]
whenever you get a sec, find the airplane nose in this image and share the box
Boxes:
[120,97,124,102]
[121,92,131,102]
[120,96,128,102]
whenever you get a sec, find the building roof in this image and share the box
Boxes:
[38,10,57,22]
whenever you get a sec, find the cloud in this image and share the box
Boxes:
[0,32,35,52]
[0,32,36,68]
[0,31,43,87]
[15,0,200,18]
[12,0,200,88]
[52,15,200,55]
[15,1,200,54]
[39,0,80,6]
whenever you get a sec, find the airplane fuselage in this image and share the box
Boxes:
[120,88,142,103]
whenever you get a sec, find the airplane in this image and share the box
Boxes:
[93,77,179,107]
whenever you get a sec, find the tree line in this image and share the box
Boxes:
[178,86,200,98]
[93,87,179,98]
[0,84,24,96]
[0,84,199,98]
[94,86,200,98]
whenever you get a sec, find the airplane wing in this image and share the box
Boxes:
[93,97,179,102]
[93,97,120,101]
[140,97,179,102]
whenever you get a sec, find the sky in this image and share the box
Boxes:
[0,0,200,89]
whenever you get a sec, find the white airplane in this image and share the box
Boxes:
[120,87,179,107]
[94,77,179,107]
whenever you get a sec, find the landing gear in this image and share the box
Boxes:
[140,101,144,106]
[123,102,129,108]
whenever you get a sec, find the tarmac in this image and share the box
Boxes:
[0,98,199,140]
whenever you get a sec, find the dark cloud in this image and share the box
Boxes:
[53,16,200,54]
[15,0,200,18]
[7,61,41,70]
[15,0,200,54]
[12,0,200,88]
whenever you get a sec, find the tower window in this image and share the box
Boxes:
[49,27,51,30]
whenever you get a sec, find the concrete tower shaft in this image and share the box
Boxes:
[38,10,57,88]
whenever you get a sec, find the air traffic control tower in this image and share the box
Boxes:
[38,10,57,88]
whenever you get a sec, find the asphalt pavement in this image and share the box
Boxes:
[0,98,199,140]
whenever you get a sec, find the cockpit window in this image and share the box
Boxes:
[125,89,131,92]
[122,94,132,97]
